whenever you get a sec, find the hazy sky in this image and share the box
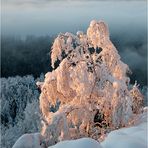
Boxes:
[2,0,147,37]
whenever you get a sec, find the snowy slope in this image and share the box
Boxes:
[48,122,147,148]
[12,108,147,148]
[101,122,147,148]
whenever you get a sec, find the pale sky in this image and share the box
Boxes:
[2,0,146,37]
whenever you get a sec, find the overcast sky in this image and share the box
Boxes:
[2,0,146,5]
[2,0,146,36]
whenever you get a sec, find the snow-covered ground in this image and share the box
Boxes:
[101,119,147,148]
[49,115,147,148]
[49,120,147,148]
[49,138,102,148]
[12,108,147,148]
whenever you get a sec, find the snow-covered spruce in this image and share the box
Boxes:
[12,20,144,147]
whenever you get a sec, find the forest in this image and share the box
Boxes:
[1,33,147,86]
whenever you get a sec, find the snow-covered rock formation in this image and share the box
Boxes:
[48,138,103,148]
[12,133,42,148]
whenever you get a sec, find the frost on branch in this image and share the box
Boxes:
[38,20,144,146]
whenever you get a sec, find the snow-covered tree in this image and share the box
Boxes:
[1,75,44,148]
[37,20,144,146]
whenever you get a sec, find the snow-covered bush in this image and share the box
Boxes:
[37,20,144,146]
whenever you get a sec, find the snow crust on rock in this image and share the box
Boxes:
[101,110,147,148]
[12,133,42,148]
[48,138,103,148]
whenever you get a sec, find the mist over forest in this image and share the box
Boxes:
[1,32,147,86]
[1,0,147,87]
